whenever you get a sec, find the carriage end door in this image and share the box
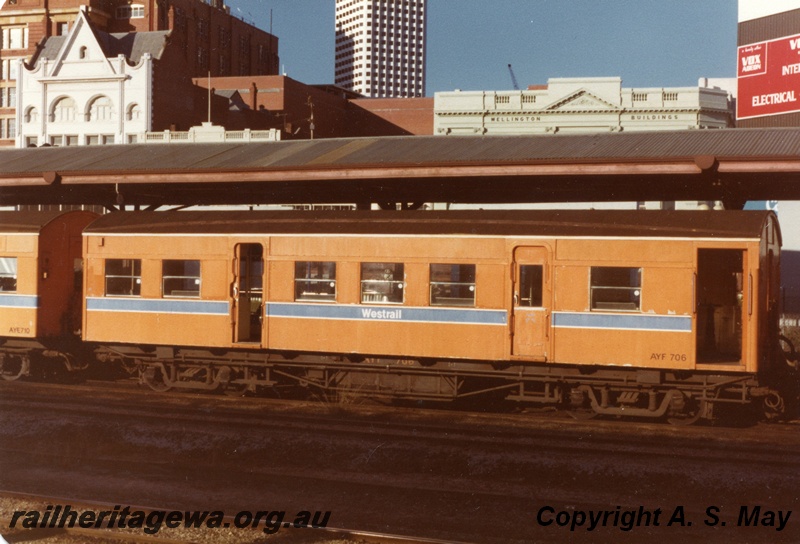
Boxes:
[512,246,551,360]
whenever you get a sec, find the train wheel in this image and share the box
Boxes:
[567,408,598,420]
[666,392,706,426]
[762,392,786,421]
[121,359,139,376]
[141,365,172,392]
[566,387,598,420]
[779,335,798,366]
[223,384,248,397]
[0,355,30,381]
[220,367,248,397]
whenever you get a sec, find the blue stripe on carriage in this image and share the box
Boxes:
[552,312,692,332]
[86,297,229,315]
[267,302,508,325]
[0,294,38,309]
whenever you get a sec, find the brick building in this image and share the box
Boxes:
[195,75,433,139]
[0,0,279,146]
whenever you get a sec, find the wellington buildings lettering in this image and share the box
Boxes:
[490,116,542,123]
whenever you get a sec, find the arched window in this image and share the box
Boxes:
[127,103,142,121]
[79,46,87,59]
[51,97,76,123]
[88,96,113,121]
[24,106,38,123]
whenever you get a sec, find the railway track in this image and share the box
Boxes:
[1,380,798,466]
[2,381,800,543]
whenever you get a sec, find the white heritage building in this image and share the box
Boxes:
[16,9,161,148]
[434,77,734,136]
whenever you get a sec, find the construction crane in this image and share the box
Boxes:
[507,64,520,90]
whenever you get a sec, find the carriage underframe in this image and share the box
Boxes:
[92,344,788,424]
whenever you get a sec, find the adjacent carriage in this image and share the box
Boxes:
[0,211,97,380]
[80,209,790,422]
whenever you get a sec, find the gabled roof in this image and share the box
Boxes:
[98,31,170,63]
[32,13,169,67]
[545,89,620,111]
[36,35,67,63]
[214,89,250,112]
[42,9,112,74]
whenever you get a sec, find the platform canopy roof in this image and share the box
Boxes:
[1,127,800,210]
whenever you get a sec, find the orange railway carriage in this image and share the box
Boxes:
[0,211,97,379]
[82,210,788,422]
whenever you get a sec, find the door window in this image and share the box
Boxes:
[518,265,543,307]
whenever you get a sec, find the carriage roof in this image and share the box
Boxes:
[82,209,778,242]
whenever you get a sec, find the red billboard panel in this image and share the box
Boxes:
[738,33,800,119]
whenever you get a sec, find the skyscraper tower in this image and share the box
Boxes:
[334,0,426,98]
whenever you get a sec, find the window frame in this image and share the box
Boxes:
[360,262,405,304]
[429,263,476,307]
[116,4,145,19]
[294,261,337,302]
[88,96,113,121]
[518,264,544,308]
[0,257,18,293]
[162,259,201,298]
[104,259,142,297]
[589,266,642,312]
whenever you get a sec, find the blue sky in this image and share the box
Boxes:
[225,0,738,94]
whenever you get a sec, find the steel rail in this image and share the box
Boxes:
[2,381,800,469]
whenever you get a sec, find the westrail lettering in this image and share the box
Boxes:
[361,308,403,320]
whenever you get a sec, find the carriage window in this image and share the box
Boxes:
[295,261,336,302]
[105,259,141,297]
[163,260,200,298]
[361,263,404,304]
[518,265,543,307]
[430,264,475,307]
[590,267,641,311]
[0,257,17,292]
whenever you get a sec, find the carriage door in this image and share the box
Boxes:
[232,243,264,344]
[695,249,745,364]
[512,246,551,360]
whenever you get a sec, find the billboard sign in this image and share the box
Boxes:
[738,33,800,119]
[739,0,800,22]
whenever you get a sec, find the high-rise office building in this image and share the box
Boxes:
[334,0,426,97]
